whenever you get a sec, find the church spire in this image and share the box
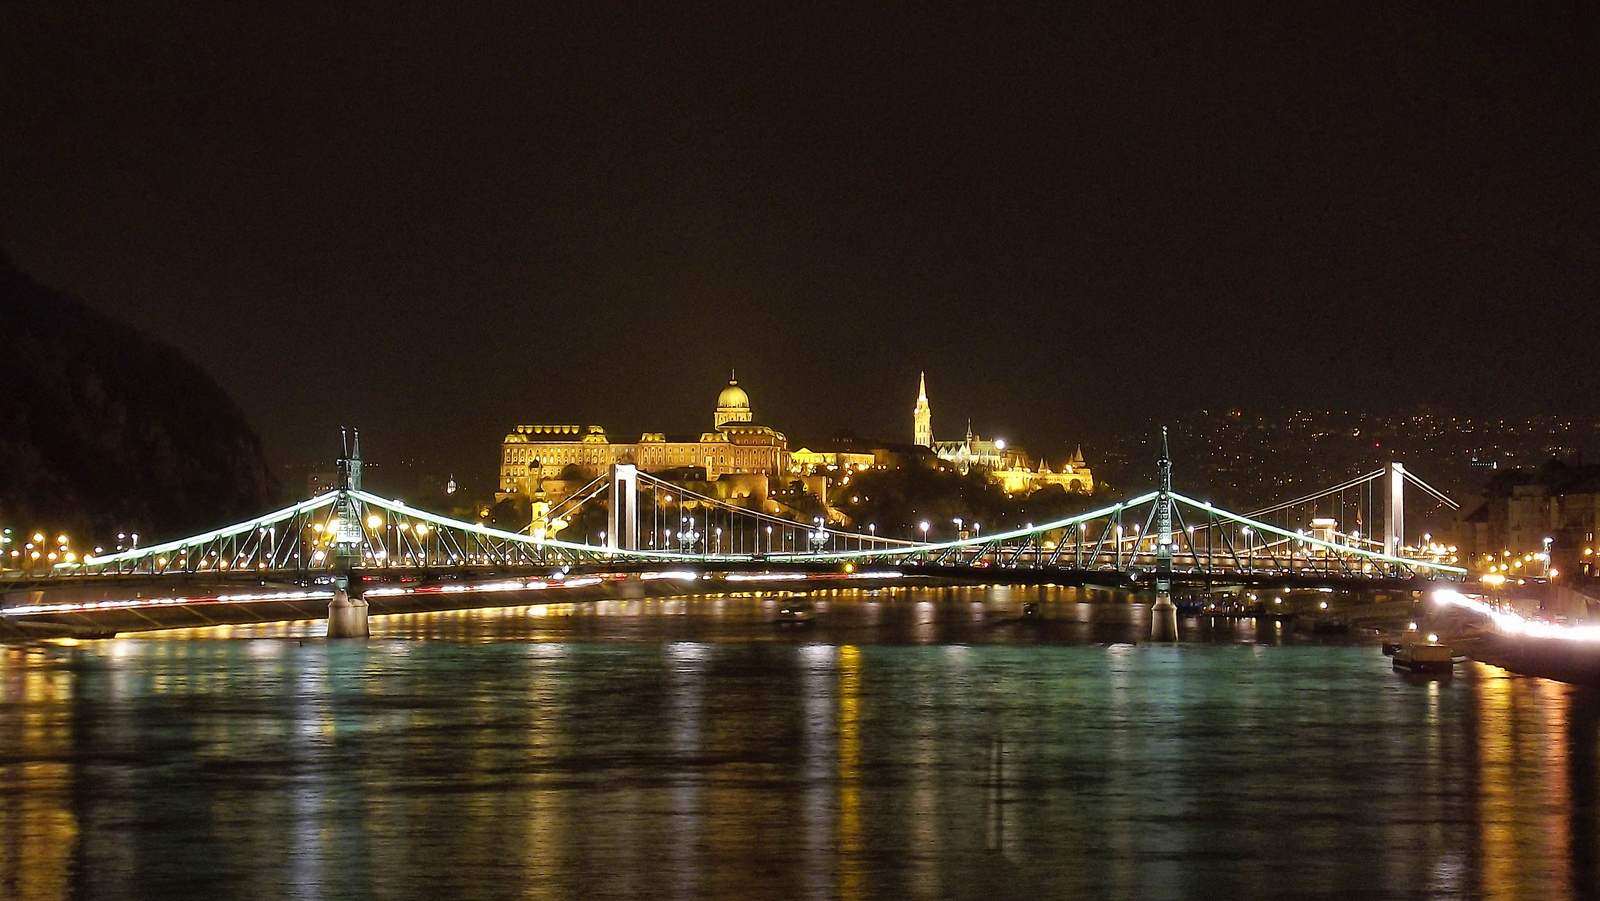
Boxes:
[913,372,933,448]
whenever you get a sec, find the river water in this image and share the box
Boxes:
[1,586,1595,900]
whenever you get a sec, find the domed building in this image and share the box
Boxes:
[714,376,752,427]
[499,374,789,501]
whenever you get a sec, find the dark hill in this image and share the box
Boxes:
[0,251,275,544]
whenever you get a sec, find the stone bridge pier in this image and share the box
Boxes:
[328,575,369,638]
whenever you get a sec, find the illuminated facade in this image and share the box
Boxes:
[791,448,877,471]
[499,376,789,497]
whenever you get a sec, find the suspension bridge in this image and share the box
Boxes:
[0,430,1467,637]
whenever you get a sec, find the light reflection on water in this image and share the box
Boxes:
[0,587,1595,900]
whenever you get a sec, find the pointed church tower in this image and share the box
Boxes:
[914,372,933,447]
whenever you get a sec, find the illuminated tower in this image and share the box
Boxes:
[914,372,933,447]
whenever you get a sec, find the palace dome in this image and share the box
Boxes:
[718,380,750,411]
[715,375,752,427]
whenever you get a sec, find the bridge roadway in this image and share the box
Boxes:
[0,559,1460,639]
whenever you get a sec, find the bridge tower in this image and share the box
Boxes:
[328,428,370,638]
[606,464,640,552]
[1154,426,1174,584]
[1384,462,1405,558]
[1150,427,1179,640]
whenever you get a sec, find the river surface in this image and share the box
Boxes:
[1,586,1596,900]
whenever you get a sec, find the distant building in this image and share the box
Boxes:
[499,375,789,501]
[1463,460,1600,579]
[912,375,1094,494]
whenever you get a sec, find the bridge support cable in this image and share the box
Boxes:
[626,470,913,556]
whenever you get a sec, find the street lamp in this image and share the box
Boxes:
[919,521,930,541]
[810,517,828,554]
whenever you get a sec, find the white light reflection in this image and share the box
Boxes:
[663,641,709,900]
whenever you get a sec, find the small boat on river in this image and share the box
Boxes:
[1392,633,1456,674]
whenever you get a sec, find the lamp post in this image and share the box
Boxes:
[810,517,828,554]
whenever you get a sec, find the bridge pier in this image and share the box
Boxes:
[327,578,369,639]
[1150,591,1178,642]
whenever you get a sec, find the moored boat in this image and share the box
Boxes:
[1393,634,1455,674]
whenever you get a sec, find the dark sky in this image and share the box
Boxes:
[3,2,1597,478]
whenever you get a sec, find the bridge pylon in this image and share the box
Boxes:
[1150,427,1179,639]
[1154,426,1175,586]
[328,428,370,638]
[1384,462,1404,559]
[606,464,639,552]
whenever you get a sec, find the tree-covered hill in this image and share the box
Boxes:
[0,250,275,544]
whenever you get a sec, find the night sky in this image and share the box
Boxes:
[3,3,1596,478]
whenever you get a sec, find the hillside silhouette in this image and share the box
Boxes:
[0,251,275,543]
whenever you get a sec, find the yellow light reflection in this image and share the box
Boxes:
[1477,665,1515,899]
[838,644,861,901]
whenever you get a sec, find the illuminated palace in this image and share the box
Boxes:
[499,375,789,501]
[913,372,1094,494]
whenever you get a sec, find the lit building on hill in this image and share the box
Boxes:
[913,373,1094,495]
[499,374,789,500]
